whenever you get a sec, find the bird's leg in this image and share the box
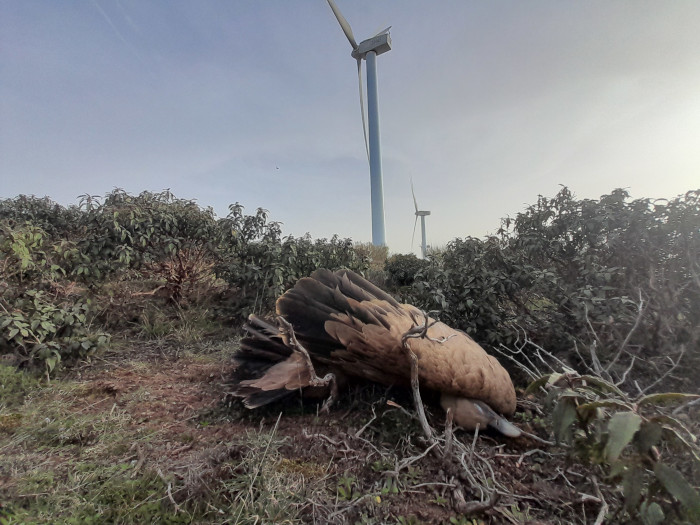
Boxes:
[277,316,338,412]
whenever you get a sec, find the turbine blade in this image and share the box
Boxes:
[326,0,358,49]
[411,216,418,251]
[373,25,392,37]
[357,58,369,162]
[411,179,419,213]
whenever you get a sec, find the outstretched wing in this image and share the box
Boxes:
[275,269,516,415]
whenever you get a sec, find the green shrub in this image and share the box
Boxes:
[404,187,700,392]
[385,253,428,288]
[0,363,39,409]
[0,290,109,374]
[0,195,80,238]
[528,371,700,523]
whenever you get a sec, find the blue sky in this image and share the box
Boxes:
[2,1,699,255]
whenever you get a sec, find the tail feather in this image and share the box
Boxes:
[231,269,392,408]
[235,386,296,409]
[232,317,291,384]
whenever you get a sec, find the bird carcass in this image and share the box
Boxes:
[231,269,520,437]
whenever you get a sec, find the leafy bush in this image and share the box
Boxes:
[0,195,80,238]
[502,188,700,387]
[384,253,428,288]
[74,189,220,281]
[216,202,368,316]
[0,222,64,284]
[403,236,533,345]
[0,290,109,373]
[528,371,700,523]
[402,187,700,392]
[0,363,39,409]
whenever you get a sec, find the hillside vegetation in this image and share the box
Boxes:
[1,187,698,524]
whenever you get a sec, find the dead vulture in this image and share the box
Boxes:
[231,269,520,437]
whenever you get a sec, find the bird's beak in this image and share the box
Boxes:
[440,394,521,438]
[486,412,522,438]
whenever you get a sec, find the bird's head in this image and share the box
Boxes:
[440,393,521,438]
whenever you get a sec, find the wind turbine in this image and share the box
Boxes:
[411,180,431,259]
[325,0,392,247]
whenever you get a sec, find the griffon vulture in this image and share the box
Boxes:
[231,269,520,437]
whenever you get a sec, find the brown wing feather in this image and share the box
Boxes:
[322,299,516,415]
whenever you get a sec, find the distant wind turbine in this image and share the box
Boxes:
[411,180,431,259]
[325,0,392,247]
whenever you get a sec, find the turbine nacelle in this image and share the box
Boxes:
[351,33,392,60]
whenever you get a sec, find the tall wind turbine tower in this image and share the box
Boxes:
[326,0,392,246]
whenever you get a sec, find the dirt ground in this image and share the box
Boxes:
[1,340,695,524]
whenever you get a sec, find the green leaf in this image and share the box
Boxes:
[578,399,634,413]
[640,501,664,525]
[580,375,626,396]
[526,374,554,394]
[659,426,700,464]
[637,392,700,407]
[604,411,642,462]
[654,462,700,514]
[46,356,58,372]
[635,422,662,453]
[552,397,577,444]
[622,465,643,511]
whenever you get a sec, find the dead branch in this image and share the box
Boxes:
[354,405,378,439]
[384,442,440,478]
[130,285,167,297]
[513,448,551,468]
[453,485,501,515]
[277,316,338,411]
[400,312,440,444]
[584,304,603,347]
[591,476,609,525]
[606,289,645,373]
[639,344,686,395]
[614,355,637,388]
[672,396,700,415]
[302,428,341,447]
[444,408,454,459]
[157,468,182,514]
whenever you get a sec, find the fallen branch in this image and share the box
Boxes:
[157,469,181,514]
[401,313,439,444]
[278,316,338,411]
[591,476,609,525]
